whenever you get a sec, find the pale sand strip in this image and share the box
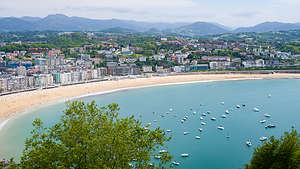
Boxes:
[1,73,300,127]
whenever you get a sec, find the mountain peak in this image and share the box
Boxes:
[44,14,69,19]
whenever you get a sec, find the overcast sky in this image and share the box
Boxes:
[0,0,299,27]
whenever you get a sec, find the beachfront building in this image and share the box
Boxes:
[0,78,8,92]
[142,66,153,73]
[7,76,26,91]
[173,66,186,73]
[17,66,27,76]
[189,64,209,71]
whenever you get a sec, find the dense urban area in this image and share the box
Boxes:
[1,30,300,94]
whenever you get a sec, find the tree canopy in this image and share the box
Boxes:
[245,129,300,169]
[4,101,172,169]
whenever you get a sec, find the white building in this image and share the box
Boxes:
[142,66,153,73]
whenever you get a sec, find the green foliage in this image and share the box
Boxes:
[49,33,90,48]
[5,101,172,169]
[245,129,300,169]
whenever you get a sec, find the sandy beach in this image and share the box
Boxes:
[1,73,300,126]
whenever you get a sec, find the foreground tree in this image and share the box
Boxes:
[245,129,300,169]
[7,101,172,169]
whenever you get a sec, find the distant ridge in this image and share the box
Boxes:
[0,14,300,35]
[235,22,300,33]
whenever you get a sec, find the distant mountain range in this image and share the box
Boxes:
[1,14,300,35]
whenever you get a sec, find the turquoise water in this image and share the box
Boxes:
[1,79,300,169]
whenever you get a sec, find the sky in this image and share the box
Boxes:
[0,0,300,28]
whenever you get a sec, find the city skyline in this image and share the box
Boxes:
[1,0,300,28]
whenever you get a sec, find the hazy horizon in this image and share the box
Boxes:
[1,0,300,28]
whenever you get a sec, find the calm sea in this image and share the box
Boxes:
[1,79,300,169]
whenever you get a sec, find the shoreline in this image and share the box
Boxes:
[1,73,300,130]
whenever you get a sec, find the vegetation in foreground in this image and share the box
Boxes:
[245,129,300,169]
[1,101,172,169]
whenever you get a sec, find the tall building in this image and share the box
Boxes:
[17,66,27,76]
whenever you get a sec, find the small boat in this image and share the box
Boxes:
[181,153,189,157]
[221,114,227,118]
[172,161,180,166]
[253,107,260,112]
[153,120,158,122]
[217,126,225,130]
[169,108,173,112]
[225,110,230,114]
[181,120,184,123]
[193,111,197,115]
[236,105,241,108]
[199,128,203,132]
[246,140,252,147]
[201,122,206,125]
[202,113,206,116]
[265,124,276,128]
[211,117,217,121]
[184,131,189,135]
[242,104,246,107]
[154,155,161,159]
[166,129,172,132]
[195,136,201,139]
[226,135,230,138]
[259,120,267,123]
[207,111,211,114]
[200,117,204,120]
[260,137,268,141]
[268,94,272,98]
[264,113,271,117]
[221,102,225,105]
[159,150,167,153]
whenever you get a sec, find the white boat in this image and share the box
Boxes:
[221,102,225,105]
[195,136,201,139]
[154,155,161,159]
[159,150,167,153]
[259,120,267,123]
[246,140,252,147]
[169,108,173,112]
[199,128,203,132]
[260,137,268,141]
[217,126,225,130]
[172,161,180,166]
[181,120,184,123]
[264,113,271,117]
[236,105,241,108]
[166,129,172,132]
[211,117,217,121]
[184,131,189,135]
[193,111,197,115]
[200,117,204,120]
[202,113,206,116]
[268,94,272,98]
[265,124,276,128]
[181,153,189,157]
[153,120,158,122]
[253,107,260,112]
[221,114,227,118]
[201,122,206,125]
[225,110,230,114]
